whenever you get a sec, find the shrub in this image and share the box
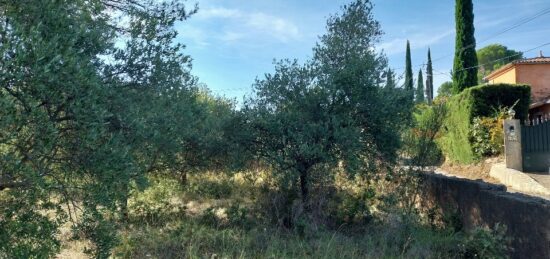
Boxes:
[468,84,530,122]
[0,204,61,258]
[198,207,221,227]
[470,115,505,157]
[196,204,254,229]
[255,187,302,229]
[226,204,252,228]
[129,177,186,226]
[403,102,447,166]
[333,186,376,225]
[455,224,510,258]
[186,177,233,199]
[439,83,529,163]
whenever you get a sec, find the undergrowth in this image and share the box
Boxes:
[111,172,510,259]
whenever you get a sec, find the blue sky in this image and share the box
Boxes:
[175,0,550,102]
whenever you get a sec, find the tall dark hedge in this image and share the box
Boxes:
[426,49,434,104]
[438,83,530,163]
[452,0,478,94]
[416,69,425,103]
[467,84,531,121]
[405,40,414,92]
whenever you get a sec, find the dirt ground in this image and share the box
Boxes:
[437,156,503,184]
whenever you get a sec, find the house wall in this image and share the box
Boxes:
[515,64,550,102]
[487,67,516,85]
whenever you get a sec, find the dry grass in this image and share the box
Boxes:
[55,222,90,259]
[53,169,509,258]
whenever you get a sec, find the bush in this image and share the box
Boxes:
[129,177,186,226]
[226,204,252,228]
[456,224,510,258]
[439,83,530,163]
[468,84,530,122]
[197,204,253,229]
[403,102,447,166]
[333,186,376,225]
[470,115,505,157]
[186,176,233,199]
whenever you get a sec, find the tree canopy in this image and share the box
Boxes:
[0,0,418,257]
[386,68,396,89]
[477,44,523,82]
[0,1,238,257]
[437,81,454,98]
[246,0,412,204]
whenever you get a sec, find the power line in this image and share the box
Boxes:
[452,41,550,74]
[431,6,550,64]
[432,42,550,79]
[431,68,452,79]
[391,6,550,72]
[219,6,550,95]
[480,8,550,45]
[391,7,550,84]
[217,5,550,95]
[400,41,550,82]
[232,41,550,92]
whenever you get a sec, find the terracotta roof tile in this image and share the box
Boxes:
[484,56,550,80]
[512,56,550,64]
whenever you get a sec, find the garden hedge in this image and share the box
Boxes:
[438,83,530,164]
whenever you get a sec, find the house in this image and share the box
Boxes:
[484,52,550,121]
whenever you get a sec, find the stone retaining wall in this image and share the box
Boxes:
[421,173,550,259]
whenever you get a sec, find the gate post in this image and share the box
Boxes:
[504,119,523,171]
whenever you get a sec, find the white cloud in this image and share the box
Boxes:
[188,6,301,44]
[247,13,300,42]
[380,29,454,55]
[178,24,209,47]
[475,16,511,29]
[220,31,245,43]
[196,7,242,19]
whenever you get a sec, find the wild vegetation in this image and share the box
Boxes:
[438,83,530,164]
[477,44,523,82]
[0,0,511,258]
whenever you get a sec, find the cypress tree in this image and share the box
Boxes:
[416,69,425,103]
[452,0,478,93]
[385,68,395,88]
[405,41,414,91]
[426,48,434,104]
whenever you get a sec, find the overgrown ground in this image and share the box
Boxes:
[57,171,509,258]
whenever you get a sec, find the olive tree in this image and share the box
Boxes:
[246,0,412,206]
[0,0,204,257]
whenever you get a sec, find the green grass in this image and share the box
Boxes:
[104,172,509,259]
[113,218,473,259]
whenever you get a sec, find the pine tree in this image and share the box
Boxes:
[385,68,395,88]
[426,48,434,104]
[452,0,478,93]
[405,40,414,93]
[416,69,425,103]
